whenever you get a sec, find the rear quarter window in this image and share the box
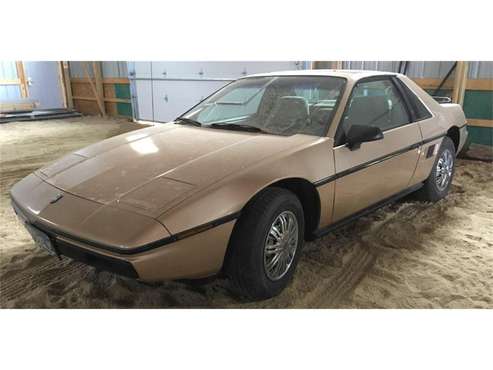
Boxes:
[396,78,433,121]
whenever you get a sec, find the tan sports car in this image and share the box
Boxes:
[11,70,468,299]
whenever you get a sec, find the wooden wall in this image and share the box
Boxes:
[71,77,132,118]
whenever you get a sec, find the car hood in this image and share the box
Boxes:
[36,123,316,218]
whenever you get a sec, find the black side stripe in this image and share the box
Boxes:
[314,133,446,187]
[421,132,448,145]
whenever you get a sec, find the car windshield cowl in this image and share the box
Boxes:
[209,122,271,134]
[175,117,202,127]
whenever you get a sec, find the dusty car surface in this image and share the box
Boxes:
[10,70,468,299]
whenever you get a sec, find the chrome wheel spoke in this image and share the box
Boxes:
[435,149,454,191]
[274,254,285,276]
[270,226,283,242]
[263,210,299,281]
[265,241,283,255]
[266,252,282,272]
[279,214,288,234]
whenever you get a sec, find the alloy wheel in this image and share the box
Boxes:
[263,210,299,281]
[435,148,454,191]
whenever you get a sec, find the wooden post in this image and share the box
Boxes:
[452,61,469,106]
[311,61,335,69]
[332,61,343,69]
[92,61,106,117]
[60,62,74,109]
[15,61,28,98]
[58,62,68,109]
[81,62,106,116]
[459,61,469,106]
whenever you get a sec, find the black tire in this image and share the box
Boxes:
[416,136,456,202]
[224,187,304,300]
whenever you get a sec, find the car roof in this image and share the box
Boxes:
[242,69,398,81]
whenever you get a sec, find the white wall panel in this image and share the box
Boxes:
[150,62,211,79]
[152,80,228,122]
[0,61,18,79]
[149,61,303,80]
[132,62,152,79]
[240,62,303,75]
[468,61,493,79]
[0,62,21,100]
[130,61,307,122]
[135,80,154,121]
[0,85,21,100]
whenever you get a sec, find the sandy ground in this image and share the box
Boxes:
[1,116,492,308]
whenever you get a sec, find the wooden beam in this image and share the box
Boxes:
[459,62,469,106]
[332,61,343,69]
[81,62,106,116]
[15,61,28,98]
[102,78,129,84]
[412,78,454,90]
[61,61,74,109]
[72,96,131,104]
[92,61,106,117]
[57,62,68,109]
[0,79,21,85]
[467,119,493,128]
[452,61,469,105]
[311,61,333,69]
[70,77,130,84]
[412,78,493,91]
[0,100,36,112]
[466,79,493,91]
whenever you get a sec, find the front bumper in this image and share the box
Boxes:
[12,198,236,282]
[55,236,139,278]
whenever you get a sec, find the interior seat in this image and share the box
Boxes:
[264,96,310,133]
[311,107,333,127]
[344,95,390,130]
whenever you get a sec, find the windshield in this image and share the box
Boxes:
[179,76,346,136]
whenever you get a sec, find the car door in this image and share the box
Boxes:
[331,76,422,222]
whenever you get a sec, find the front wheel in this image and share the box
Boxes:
[224,187,304,300]
[417,136,456,202]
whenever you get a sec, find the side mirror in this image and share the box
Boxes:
[345,124,384,150]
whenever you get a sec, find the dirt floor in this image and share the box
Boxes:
[1,116,492,308]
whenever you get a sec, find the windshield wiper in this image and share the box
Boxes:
[215,101,243,105]
[175,117,202,127]
[209,123,268,133]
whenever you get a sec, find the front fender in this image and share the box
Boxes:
[158,136,335,235]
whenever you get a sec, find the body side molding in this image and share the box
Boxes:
[314,133,447,187]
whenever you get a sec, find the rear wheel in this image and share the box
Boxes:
[417,136,456,202]
[225,187,304,300]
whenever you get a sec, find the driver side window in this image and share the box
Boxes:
[341,79,410,138]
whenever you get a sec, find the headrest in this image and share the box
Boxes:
[345,95,389,127]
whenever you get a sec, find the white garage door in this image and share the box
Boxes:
[128,61,307,122]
